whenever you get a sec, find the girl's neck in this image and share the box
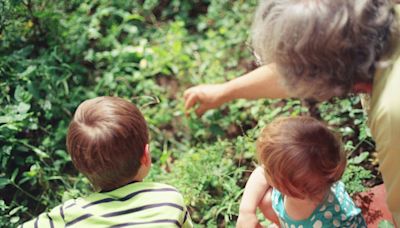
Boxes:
[283,194,324,221]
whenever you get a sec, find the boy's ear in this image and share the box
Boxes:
[140,144,151,167]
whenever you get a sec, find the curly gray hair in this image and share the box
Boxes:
[252,0,399,100]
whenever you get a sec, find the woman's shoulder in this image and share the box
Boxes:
[370,55,400,133]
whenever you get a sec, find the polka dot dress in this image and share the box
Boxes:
[271,182,366,228]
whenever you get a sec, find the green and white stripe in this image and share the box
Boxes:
[19,182,193,228]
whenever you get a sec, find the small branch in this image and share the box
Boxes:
[10,181,40,202]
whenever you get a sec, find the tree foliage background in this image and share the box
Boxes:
[0,0,377,227]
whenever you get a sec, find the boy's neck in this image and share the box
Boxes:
[100,180,141,193]
[283,194,324,221]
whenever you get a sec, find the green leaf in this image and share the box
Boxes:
[8,206,23,216]
[17,102,30,114]
[0,116,12,124]
[33,147,50,159]
[349,152,369,164]
[18,65,37,78]
[125,14,144,22]
[10,216,20,224]
[0,200,8,210]
[0,177,11,189]
[14,85,32,102]
[11,169,18,182]
[378,220,395,228]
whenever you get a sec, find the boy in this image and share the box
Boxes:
[20,96,193,228]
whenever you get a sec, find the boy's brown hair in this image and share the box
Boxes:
[257,116,346,201]
[66,96,149,191]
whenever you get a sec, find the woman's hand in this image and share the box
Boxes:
[183,84,229,116]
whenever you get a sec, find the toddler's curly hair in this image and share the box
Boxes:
[257,116,346,201]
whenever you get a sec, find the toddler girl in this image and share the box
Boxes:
[237,116,366,228]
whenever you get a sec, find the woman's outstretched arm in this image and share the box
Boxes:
[184,63,289,116]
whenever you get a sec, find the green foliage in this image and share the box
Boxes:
[158,140,247,227]
[0,0,377,227]
[342,164,372,195]
[342,155,373,195]
[378,220,395,228]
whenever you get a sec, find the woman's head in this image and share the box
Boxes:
[252,0,399,100]
[257,116,346,201]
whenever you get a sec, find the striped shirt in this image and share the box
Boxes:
[19,182,193,228]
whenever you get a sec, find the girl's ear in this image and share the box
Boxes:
[140,144,151,167]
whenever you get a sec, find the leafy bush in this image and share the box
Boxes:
[342,152,373,194]
[158,139,247,227]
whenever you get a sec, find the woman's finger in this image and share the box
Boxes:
[195,103,208,117]
[184,93,199,110]
[183,87,193,99]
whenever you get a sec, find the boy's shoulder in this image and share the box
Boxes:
[19,182,190,228]
[78,181,184,205]
[105,181,182,197]
[136,181,179,190]
[124,181,185,203]
[130,181,183,199]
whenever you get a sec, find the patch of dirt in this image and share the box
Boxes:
[156,74,180,99]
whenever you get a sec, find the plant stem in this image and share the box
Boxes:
[11,182,40,202]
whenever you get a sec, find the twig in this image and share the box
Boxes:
[10,181,40,202]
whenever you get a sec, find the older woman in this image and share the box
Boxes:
[184,0,400,225]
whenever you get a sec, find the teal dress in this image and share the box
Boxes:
[271,181,366,228]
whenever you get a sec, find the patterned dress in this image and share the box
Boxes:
[272,181,366,228]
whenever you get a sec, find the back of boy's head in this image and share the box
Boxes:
[257,116,346,201]
[66,96,149,191]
